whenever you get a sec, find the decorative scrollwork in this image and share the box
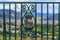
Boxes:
[22,3,35,13]
[22,3,35,38]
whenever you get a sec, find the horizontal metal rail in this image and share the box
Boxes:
[0,2,59,3]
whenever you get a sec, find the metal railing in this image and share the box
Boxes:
[0,2,60,40]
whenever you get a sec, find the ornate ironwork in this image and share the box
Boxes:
[22,3,35,15]
[22,3,35,38]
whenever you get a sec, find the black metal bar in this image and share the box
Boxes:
[52,3,55,40]
[35,3,37,40]
[41,3,43,40]
[3,3,4,40]
[21,3,22,40]
[47,3,48,40]
[3,3,6,40]
[15,3,17,40]
[9,3,11,40]
[58,3,60,40]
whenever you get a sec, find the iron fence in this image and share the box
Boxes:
[0,2,60,40]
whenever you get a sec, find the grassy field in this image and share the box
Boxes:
[0,34,58,40]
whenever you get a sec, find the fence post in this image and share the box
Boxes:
[58,3,60,40]
[21,3,23,40]
[9,3,11,40]
[52,3,55,40]
[41,3,43,40]
[35,3,37,40]
[47,3,48,40]
[3,3,6,40]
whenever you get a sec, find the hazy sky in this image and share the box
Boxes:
[0,0,59,13]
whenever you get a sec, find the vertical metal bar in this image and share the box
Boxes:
[58,3,60,40]
[21,3,22,40]
[41,3,43,40]
[3,3,4,40]
[52,3,55,40]
[3,3,6,40]
[35,3,37,40]
[15,3,17,40]
[9,3,11,40]
[47,3,48,40]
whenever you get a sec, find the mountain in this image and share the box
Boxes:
[0,9,20,25]
[37,13,58,20]
[0,9,57,20]
[0,9,58,25]
[0,9,20,19]
[37,13,53,20]
[48,14,58,20]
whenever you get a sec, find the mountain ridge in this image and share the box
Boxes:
[0,9,58,25]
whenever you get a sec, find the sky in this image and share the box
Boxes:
[0,0,59,13]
